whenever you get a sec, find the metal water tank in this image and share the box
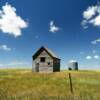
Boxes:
[68,60,78,70]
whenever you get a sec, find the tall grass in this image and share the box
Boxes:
[0,69,100,100]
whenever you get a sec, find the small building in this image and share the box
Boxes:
[32,46,60,72]
[68,60,78,70]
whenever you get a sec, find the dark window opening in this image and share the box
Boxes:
[40,57,45,62]
[48,62,50,65]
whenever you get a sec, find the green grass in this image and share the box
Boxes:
[0,69,100,100]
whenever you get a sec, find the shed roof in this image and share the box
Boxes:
[32,46,60,60]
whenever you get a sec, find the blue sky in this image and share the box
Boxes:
[0,0,100,69]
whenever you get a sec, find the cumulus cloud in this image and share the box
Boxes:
[94,55,99,59]
[82,4,100,28]
[0,45,11,51]
[91,38,100,44]
[49,21,60,33]
[0,3,28,37]
[86,56,92,60]
[86,55,100,60]
[83,6,97,20]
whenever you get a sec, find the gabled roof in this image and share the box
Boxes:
[32,46,60,60]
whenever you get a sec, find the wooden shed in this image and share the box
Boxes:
[32,46,60,72]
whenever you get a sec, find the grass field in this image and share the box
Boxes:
[0,69,100,100]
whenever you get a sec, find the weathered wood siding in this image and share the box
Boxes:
[39,67,53,72]
[32,50,53,72]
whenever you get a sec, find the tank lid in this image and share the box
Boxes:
[69,60,77,63]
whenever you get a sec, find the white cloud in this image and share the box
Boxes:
[86,56,92,60]
[86,55,100,60]
[82,4,100,28]
[89,15,100,26]
[83,6,97,20]
[0,3,28,37]
[69,60,77,63]
[49,21,60,33]
[0,45,11,51]
[91,38,100,44]
[94,55,99,59]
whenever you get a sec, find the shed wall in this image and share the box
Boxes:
[32,50,54,72]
